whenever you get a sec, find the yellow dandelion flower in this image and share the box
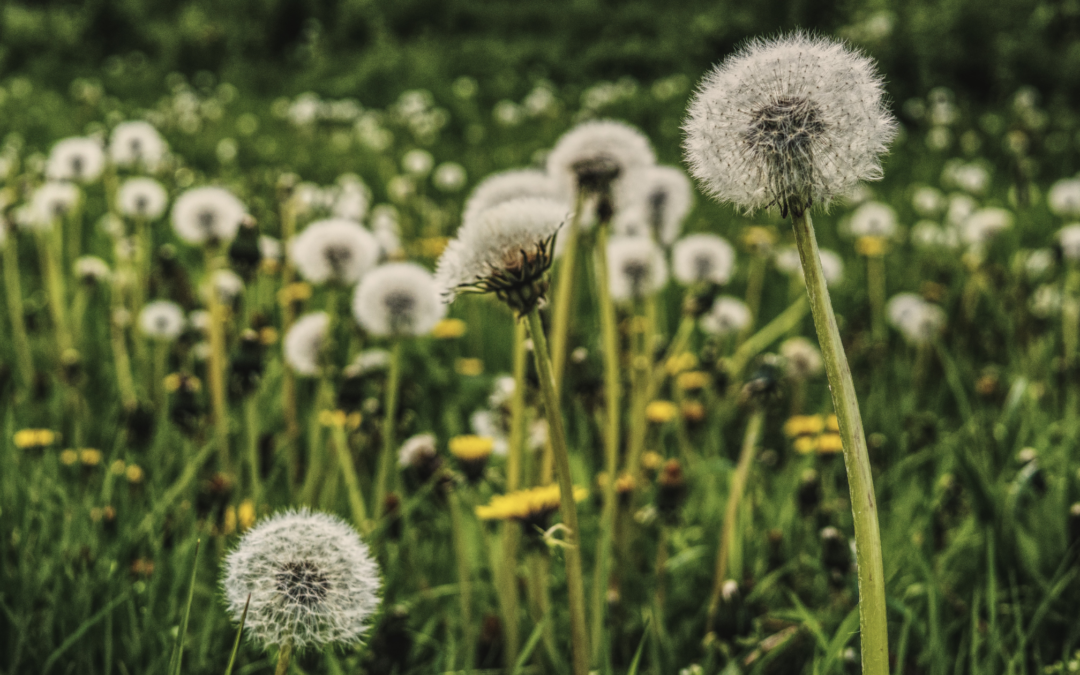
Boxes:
[783,415,826,438]
[319,409,348,428]
[475,484,588,521]
[164,373,181,392]
[221,506,237,535]
[277,282,313,307]
[641,451,664,472]
[259,327,280,345]
[60,449,78,465]
[79,449,103,466]
[742,225,778,252]
[681,400,706,423]
[645,400,679,424]
[449,435,494,461]
[417,236,450,259]
[855,235,887,257]
[14,429,57,449]
[346,412,363,430]
[238,499,256,530]
[665,352,698,375]
[628,316,650,334]
[455,358,484,376]
[794,436,817,454]
[816,433,844,454]
[677,370,710,391]
[260,257,280,274]
[125,464,144,483]
[615,473,636,494]
[432,318,467,339]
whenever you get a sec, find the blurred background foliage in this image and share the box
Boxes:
[3,0,1080,108]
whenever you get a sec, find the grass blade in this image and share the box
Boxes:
[626,616,651,675]
[169,538,201,675]
[42,592,130,675]
[223,593,250,675]
[510,617,548,675]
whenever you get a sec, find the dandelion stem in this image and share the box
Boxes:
[727,296,809,378]
[204,248,230,471]
[524,306,591,675]
[373,340,403,520]
[590,220,620,664]
[868,254,887,342]
[280,195,300,493]
[38,227,72,355]
[791,208,889,675]
[549,190,585,395]
[706,407,762,634]
[109,273,138,411]
[273,639,293,675]
[332,422,368,528]
[498,319,527,666]
[448,488,474,667]
[508,317,528,491]
[3,228,34,389]
[244,396,260,502]
[738,254,766,343]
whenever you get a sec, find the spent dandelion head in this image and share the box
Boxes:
[74,256,111,286]
[461,169,565,231]
[700,296,751,336]
[28,182,81,230]
[290,218,380,286]
[222,508,381,651]
[683,32,897,217]
[1056,224,1080,263]
[1049,178,1080,219]
[139,300,185,341]
[847,201,898,239]
[283,312,330,377]
[607,235,669,302]
[434,197,567,315]
[352,262,446,337]
[172,186,247,247]
[547,119,656,202]
[109,121,168,170]
[118,177,169,220]
[614,165,694,245]
[671,233,736,286]
[46,137,106,183]
[780,336,823,379]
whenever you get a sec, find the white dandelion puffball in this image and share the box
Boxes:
[109,121,168,169]
[402,149,435,177]
[46,137,106,183]
[945,193,977,227]
[613,165,695,245]
[433,162,468,192]
[74,256,111,284]
[470,410,509,456]
[546,119,656,199]
[210,269,245,303]
[671,233,735,286]
[118,177,169,220]
[1024,248,1055,280]
[435,197,567,303]
[172,186,247,246]
[774,246,843,286]
[683,32,897,214]
[1058,224,1080,262]
[290,219,380,286]
[848,201,898,238]
[1048,179,1080,219]
[780,336,823,379]
[28,182,81,230]
[910,221,959,250]
[886,293,926,329]
[139,300,185,341]
[607,236,669,302]
[284,312,330,377]
[461,169,565,231]
[911,186,947,217]
[333,178,371,222]
[222,508,381,650]
[961,208,1013,246]
[346,348,392,377]
[352,262,446,337]
[259,235,283,262]
[1030,284,1062,319]
[398,433,437,468]
[700,296,751,336]
[896,301,946,345]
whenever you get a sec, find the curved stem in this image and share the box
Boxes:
[791,209,888,675]
[727,296,809,379]
[525,307,590,675]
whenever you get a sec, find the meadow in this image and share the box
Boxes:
[2,5,1080,675]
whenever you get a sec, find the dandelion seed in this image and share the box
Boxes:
[290,219,380,286]
[606,236,669,302]
[46,137,105,183]
[118,177,169,220]
[283,312,330,377]
[172,186,247,246]
[352,262,445,337]
[613,165,694,245]
[671,233,735,286]
[547,119,656,200]
[109,121,168,170]
[683,32,897,216]
[700,296,751,336]
[139,300,185,341]
[221,508,381,650]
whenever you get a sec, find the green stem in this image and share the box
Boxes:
[590,221,620,663]
[549,190,586,396]
[333,423,369,528]
[38,228,72,355]
[525,307,590,675]
[706,408,763,634]
[738,254,766,343]
[727,296,810,378]
[204,249,230,471]
[373,341,403,519]
[791,209,888,675]
[449,489,474,667]
[508,319,528,491]
[868,255,887,343]
[3,230,34,389]
[109,277,138,411]
[273,640,293,675]
[244,397,260,502]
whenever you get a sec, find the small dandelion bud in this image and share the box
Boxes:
[221,508,382,650]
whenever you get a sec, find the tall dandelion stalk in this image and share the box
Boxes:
[2,223,34,389]
[685,32,898,675]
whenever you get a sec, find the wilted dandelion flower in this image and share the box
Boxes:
[118,177,168,220]
[961,207,1013,246]
[222,508,381,650]
[172,186,247,246]
[109,121,168,170]
[671,233,735,286]
[139,300,185,341]
[700,296,751,336]
[1048,178,1080,218]
[780,337,823,379]
[607,236,669,302]
[683,32,897,216]
[461,169,564,231]
[74,256,111,285]
[46,137,106,183]
[284,312,330,376]
[28,182,81,229]
[546,119,656,199]
[613,165,694,245]
[352,262,445,337]
[848,201,897,238]
[435,197,567,313]
[1057,224,1080,262]
[290,219,380,286]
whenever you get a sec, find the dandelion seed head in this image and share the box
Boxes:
[1057,225,1080,263]
[961,207,1013,246]
[109,121,168,170]
[352,262,445,337]
[398,433,438,468]
[209,269,245,303]
[290,219,380,286]
[172,186,247,246]
[671,233,735,286]
[613,165,694,245]
[284,312,330,377]
[911,186,947,217]
[780,336,823,379]
[547,120,656,199]
[1049,178,1080,219]
[118,177,169,220]
[222,508,381,650]
[46,137,106,183]
[332,177,371,222]
[887,295,945,345]
[139,300,185,341]
[74,256,111,284]
[607,236,669,302]
[461,170,565,232]
[773,246,844,286]
[848,201,897,238]
[683,32,897,215]
[27,182,81,230]
[700,295,751,336]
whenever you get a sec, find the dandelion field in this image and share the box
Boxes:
[3,4,1080,675]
